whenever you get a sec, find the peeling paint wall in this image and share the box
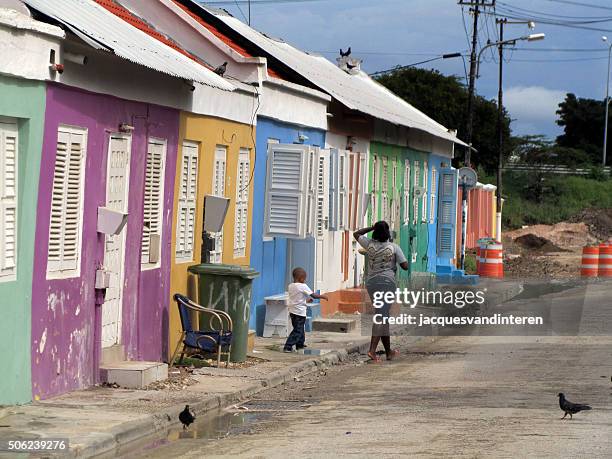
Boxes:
[31,84,179,400]
[0,75,46,405]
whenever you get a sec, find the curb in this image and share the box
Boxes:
[71,338,372,458]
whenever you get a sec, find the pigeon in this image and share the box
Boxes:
[213,62,227,76]
[346,62,357,70]
[558,393,592,420]
[179,405,196,429]
[340,47,351,57]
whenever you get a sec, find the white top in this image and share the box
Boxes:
[287,282,314,317]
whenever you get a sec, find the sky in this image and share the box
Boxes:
[200,0,612,140]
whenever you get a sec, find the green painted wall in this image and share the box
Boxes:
[0,75,46,404]
[369,142,429,279]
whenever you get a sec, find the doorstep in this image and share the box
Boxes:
[100,361,168,389]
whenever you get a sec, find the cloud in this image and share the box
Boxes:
[504,86,567,137]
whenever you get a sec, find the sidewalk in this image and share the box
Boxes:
[0,331,373,458]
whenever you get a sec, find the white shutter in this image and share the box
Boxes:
[422,161,429,222]
[264,143,312,238]
[234,148,250,257]
[413,160,420,224]
[371,155,378,221]
[430,167,437,224]
[176,141,199,262]
[403,160,410,225]
[328,149,339,231]
[338,150,348,230]
[47,127,86,276]
[210,146,227,263]
[390,160,398,226]
[141,138,166,266]
[0,120,18,279]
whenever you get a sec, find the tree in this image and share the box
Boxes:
[375,67,512,173]
[556,93,606,165]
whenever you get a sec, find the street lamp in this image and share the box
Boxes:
[476,33,545,77]
[602,36,611,167]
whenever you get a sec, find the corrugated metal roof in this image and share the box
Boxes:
[207,8,465,145]
[23,0,234,90]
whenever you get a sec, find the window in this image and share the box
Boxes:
[141,138,166,267]
[338,151,348,229]
[430,167,437,224]
[402,160,410,225]
[264,143,318,238]
[175,141,199,262]
[234,148,250,258]
[422,161,429,222]
[315,154,327,237]
[390,160,398,226]
[47,126,87,277]
[413,160,420,224]
[0,119,17,281]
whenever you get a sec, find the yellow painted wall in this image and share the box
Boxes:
[168,112,256,356]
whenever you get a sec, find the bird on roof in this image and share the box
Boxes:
[340,47,351,57]
[558,393,592,420]
[179,405,196,429]
[214,62,228,76]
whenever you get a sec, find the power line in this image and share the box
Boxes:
[542,0,612,12]
[497,1,612,20]
[481,10,612,33]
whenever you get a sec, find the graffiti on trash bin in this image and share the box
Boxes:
[206,279,251,324]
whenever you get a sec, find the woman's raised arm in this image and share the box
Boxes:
[353,225,375,241]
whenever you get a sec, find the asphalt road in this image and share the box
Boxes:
[132,282,612,458]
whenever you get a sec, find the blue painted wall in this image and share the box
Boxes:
[249,116,325,334]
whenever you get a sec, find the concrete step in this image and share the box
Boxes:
[100,361,168,389]
[339,288,367,303]
[338,301,365,314]
[312,317,357,333]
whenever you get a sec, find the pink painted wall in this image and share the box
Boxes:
[31,84,179,399]
[456,186,496,252]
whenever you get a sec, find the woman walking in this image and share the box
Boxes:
[354,221,409,363]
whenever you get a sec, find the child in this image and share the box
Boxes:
[283,267,328,352]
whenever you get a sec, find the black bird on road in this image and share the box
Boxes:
[179,405,196,429]
[214,62,227,76]
[558,393,592,419]
[340,47,351,57]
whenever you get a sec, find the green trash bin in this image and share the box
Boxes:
[188,263,259,363]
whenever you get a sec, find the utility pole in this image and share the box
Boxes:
[496,18,505,242]
[248,0,251,25]
[458,1,494,165]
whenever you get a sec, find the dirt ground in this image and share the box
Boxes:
[502,209,611,279]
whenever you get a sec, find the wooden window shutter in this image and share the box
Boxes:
[315,151,328,237]
[430,167,437,224]
[0,121,18,278]
[338,150,348,230]
[413,160,420,224]
[403,160,410,225]
[210,146,227,264]
[234,148,250,257]
[422,161,429,222]
[328,149,339,231]
[141,138,166,266]
[437,167,458,259]
[264,143,312,238]
[176,142,199,261]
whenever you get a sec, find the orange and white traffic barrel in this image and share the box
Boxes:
[580,246,599,277]
[478,241,504,278]
[599,243,612,278]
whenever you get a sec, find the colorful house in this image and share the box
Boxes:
[20,0,233,399]
[203,6,466,315]
[0,6,64,405]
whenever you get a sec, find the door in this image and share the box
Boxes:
[101,134,131,349]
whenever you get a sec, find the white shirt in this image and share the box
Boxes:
[287,282,313,317]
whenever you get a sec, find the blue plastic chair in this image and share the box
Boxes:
[170,293,233,368]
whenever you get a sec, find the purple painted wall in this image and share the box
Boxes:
[31,83,179,400]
